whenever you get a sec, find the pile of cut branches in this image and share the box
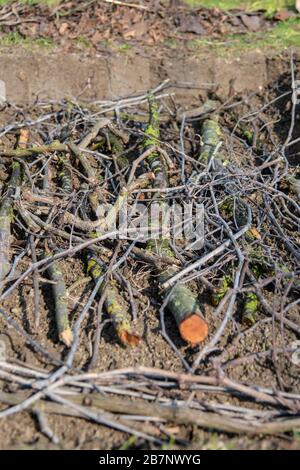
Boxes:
[0,76,299,447]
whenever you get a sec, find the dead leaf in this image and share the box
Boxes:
[20,23,38,38]
[91,31,103,45]
[240,14,261,32]
[149,28,161,43]
[164,426,180,434]
[123,21,147,40]
[249,227,262,240]
[18,71,27,82]
[59,22,69,36]
[102,28,111,40]
[274,10,294,21]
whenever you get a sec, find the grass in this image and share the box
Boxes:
[75,36,92,49]
[0,0,298,56]
[183,0,295,15]
[0,31,54,49]
[0,0,296,14]
[188,17,300,55]
[118,436,137,451]
[118,42,133,52]
[0,0,61,5]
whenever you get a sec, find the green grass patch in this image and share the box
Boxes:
[0,31,54,49]
[0,1,61,5]
[75,36,92,49]
[184,1,295,15]
[0,0,295,15]
[188,17,300,55]
[0,0,61,6]
[118,436,137,451]
[118,42,133,52]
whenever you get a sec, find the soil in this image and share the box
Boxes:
[0,1,283,51]
[0,0,299,452]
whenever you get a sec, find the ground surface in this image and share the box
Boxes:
[0,0,299,54]
[0,0,299,451]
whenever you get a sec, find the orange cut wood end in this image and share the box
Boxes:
[119,330,141,347]
[59,328,73,348]
[179,314,208,346]
[19,128,29,149]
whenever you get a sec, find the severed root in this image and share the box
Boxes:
[199,113,261,326]
[47,259,73,347]
[143,95,167,188]
[158,263,208,346]
[242,292,259,326]
[0,141,67,158]
[18,129,30,149]
[199,113,223,166]
[144,97,208,346]
[87,254,140,347]
[59,329,73,348]
[179,314,208,345]
[146,238,209,346]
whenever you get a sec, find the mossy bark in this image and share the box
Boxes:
[0,141,67,158]
[211,275,231,307]
[87,255,139,347]
[199,114,262,325]
[58,155,73,194]
[159,264,203,326]
[143,95,167,188]
[199,116,223,165]
[47,259,73,347]
[242,292,259,326]
[144,97,207,344]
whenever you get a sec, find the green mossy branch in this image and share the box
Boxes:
[87,255,139,347]
[242,292,259,326]
[47,258,73,347]
[144,98,208,344]
[58,155,73,194]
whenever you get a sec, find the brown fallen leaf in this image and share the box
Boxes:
[274,10,294,21]
[164,426,180,434]
[18,71,27,82]
[91,31,103,45]
[59,22,69,36]
[123,21,147,40]
[249,227,262,240]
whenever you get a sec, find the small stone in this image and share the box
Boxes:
[241,14,261,32]
[11,307,20,314]
[18,71,27,82]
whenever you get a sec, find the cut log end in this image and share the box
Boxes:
[59,328,73,348]
[118,330,141,347]
[179,314,208,346]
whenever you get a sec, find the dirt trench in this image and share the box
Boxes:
[0,48,289,106]
[0,46,299,450]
